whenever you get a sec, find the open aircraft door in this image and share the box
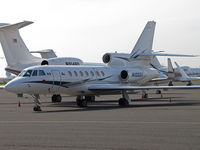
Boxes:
[51,70,61,93]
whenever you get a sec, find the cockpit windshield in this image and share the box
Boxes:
[19,70,32,77]
[18,70,46,77]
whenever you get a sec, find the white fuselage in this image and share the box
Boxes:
[5,65,159,96]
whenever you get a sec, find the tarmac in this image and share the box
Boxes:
[0,86,200,150]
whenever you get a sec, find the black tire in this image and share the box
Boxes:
[76,96,82,107]
[118,98,128,107]
[81,99,88,107]
[168,81,173,86]
[33,106,41,111]
[85,96,95,102]
[143,93,148,98]
[51,95,57,103]
[156,90,161,94]
[56,95,62,102]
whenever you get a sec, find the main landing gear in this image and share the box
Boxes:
[141,90,148,99]
[52,94,62,103]
[187,81,192,86]
[118,90,131,107]
[32,94,41,111]
[168,81,173,86]
[76,96,95,107]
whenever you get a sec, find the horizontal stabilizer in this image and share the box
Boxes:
[0,21,33,31]
[30,49,57,59]
[89,84,200,91]
[139,52,197,57]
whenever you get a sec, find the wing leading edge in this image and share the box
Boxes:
[88,84,200,91]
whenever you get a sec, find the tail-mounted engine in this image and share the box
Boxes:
[102,53,130,67]
[120,68,159,83]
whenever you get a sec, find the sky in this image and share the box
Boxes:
[0,0,200,77]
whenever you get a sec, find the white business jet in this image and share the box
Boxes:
[167,58,200,85]
[0,21,104,102]
[3,64,200,111]
[0,21,84,75]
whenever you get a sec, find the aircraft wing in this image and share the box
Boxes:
[88,84,200,91]
[0,86,5,89]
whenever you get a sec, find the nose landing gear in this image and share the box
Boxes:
[32,94,41,111]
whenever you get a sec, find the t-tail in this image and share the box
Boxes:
[130,21,156,58]
[0,21,40,67]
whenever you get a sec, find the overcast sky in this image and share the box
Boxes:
[0,0,200,77]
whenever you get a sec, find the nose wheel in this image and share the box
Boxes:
[32,94,42,112]
[33,105,41,111]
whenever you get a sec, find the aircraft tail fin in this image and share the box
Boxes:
[130,21,156,58]
[0,21,40,67]
[167,58,175,79]
[174,62,190,80]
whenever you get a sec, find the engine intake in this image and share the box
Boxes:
[102,53,111,64]
[41,60,49,65]
[120,70,128,80]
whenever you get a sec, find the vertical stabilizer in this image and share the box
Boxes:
[0,21,40,66]
[167,58,175,79]
[174,62,189,79]
[168,58,174,73]
[130,21,156,58]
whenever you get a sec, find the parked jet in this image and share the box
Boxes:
[3,64,200,111]
[167,58,200,85]
[0,21,84,76]
[0,20,197,101]
[0,21,103,102]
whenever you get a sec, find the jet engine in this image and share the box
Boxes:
[120,68,159,84]
[102,53,130,67]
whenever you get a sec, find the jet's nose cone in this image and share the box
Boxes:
[5,81,19,93]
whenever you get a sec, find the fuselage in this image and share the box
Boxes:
[5,65,160,96]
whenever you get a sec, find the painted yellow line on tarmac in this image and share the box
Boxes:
[0,120,200,125]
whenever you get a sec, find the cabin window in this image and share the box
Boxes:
[39,70,46,76]
[19,70,26,77]
[90,71,94,77]
[80,71,83,77]
[23,70,32,77]
[68,71,72,77]
[74,71,78,77]
[32,70,38,76]
[101,71,105,76]
[85,71,89,77]
[96,71,100,76]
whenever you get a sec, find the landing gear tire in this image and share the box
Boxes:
[33,105,41,111]
[187,81,192,86]
[76,96,88,107]
[52,95,62,103]
[118,98,129,107]
[168,81,173,86]
[143,93,148,99]
[156,90,161,94]
[85,96,95,102]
